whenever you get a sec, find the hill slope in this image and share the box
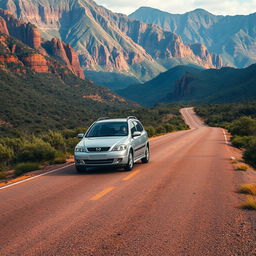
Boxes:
[0,33,133,135]
[164,64,256,104]
[130,7,256,68]
[117,65,202,106]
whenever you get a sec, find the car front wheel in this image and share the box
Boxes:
[124,151,134,171]
[76,165,86,173]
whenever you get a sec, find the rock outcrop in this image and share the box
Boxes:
[42,38,84,79]
[0,8,85,78]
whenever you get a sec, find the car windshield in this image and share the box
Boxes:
[86,122,128,137]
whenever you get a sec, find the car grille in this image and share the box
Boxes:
[87,147,110,152]
[83,159,114,165]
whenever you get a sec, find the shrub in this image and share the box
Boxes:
[229,116,256,136]
[145,126,156,137]
[243,138,256,168]
[155,126,166,134]
[241,196,256,210]
[14,162,40,176]
[236,165,248,171]
[65,137,80,153]
[239,184,256,195]
[42,130,66,153]
[16,138,56,163]
[231,136,252,148]
[0,143,14,165]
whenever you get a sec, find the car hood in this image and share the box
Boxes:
[76,136,128,149]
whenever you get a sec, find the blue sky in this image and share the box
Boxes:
[96,0,256,15]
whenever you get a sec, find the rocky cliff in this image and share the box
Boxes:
[0,8,84,78]
[130,7,256,68]
[0,0,222,82]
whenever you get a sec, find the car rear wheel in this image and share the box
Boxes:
[124,151,134,171]
[141,145,150,163]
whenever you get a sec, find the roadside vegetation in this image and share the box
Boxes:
[0,104,188,180]
[195,102,256,168]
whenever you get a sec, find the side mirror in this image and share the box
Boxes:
[132,131,141,137]
[77,133,84,138]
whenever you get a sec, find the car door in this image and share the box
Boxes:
[133,121,146,157]
[130,121,141,159]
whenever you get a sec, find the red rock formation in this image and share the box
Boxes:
[0,8,85,78]
[0,9,41,49]
[0,16,9,34]
[21,54,48,72]
[42,38,85,79]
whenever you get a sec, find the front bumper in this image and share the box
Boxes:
[74,150,129,167]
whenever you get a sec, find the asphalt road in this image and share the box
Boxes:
[0,108,255,256]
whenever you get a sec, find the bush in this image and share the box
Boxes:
[0,143,14,165]
[145,126,156,137]
[65,137,80,153]
[14,162,40,176]
[243,138,256,168]
[229,116,256,136]
[231,136,252,148]
[155,126,166,134]
[16,138,56,163]
[42,131,66,153]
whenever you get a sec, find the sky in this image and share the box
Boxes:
[96,0,256,15]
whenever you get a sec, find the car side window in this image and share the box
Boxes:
[134,121,144,132]
[130,122,136,135]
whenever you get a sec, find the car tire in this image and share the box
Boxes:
[141,145,150,163]
[124,151,134,171]
[76,165,86,173]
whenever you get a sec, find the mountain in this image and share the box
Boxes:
[163,64,256,104]
[0,8,84,78]
[0,12,134,135]
[0,0,222,84]
[130,7,256,68]
[117,65,202,106]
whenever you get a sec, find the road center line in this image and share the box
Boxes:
[90,187,115,201]
[122,170,141,181]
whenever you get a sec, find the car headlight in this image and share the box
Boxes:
[75,147,87,152]
[112,144,127,151]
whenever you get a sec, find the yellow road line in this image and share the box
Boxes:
[122,170,141,181]
[90,187,115,201]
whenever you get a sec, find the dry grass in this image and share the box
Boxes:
[231,160,238,164]
[236,164,248,171]
[241,196,256,210]
[239,184,256,195]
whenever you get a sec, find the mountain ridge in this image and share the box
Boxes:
[129,7,256,68]
[0,0,222,83]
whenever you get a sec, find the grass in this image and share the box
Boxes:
[239,184,256,195]
[241,196,256,210]
[236,164,248,171]
[14,162,40,177]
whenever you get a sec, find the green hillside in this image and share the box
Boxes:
[117,65,202,106]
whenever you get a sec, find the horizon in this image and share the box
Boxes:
[96,0,256,16]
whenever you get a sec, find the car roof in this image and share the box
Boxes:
[96,118,128,123]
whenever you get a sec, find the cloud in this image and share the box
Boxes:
[96,0,256,15]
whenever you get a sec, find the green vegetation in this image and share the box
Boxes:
[0,104,188,179]
[14,162,40,176]
[195,102,256,168]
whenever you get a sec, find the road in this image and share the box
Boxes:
[0,108,255,256]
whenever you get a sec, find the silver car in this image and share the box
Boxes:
[74,116,150,172]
